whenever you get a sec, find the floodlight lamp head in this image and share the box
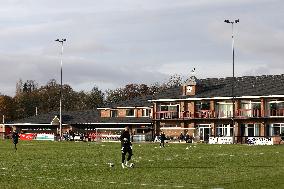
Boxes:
[55,39,59,42]
[224,20,230,23]
[235,19,239,23]
[63,39,66,41]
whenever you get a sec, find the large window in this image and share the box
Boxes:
[126,109,135,117]
[240,100,261,117]
[216,124,233,137]
[268,100,284,116]
[240,124,260,137]
[270,123,284,136]
[216,102,233,118]
[158,104,180,119]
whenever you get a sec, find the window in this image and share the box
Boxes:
[195,101,210,111]
[159,104,179,112]
[159,104,180,119]
[216,124,233,137]
[240,101,261,117]
[126,109,135,117]
[268,100,284,116]
[216,102,233,118]
[270,123,284,136]
[142,109,150,117]
[111,110,118,117]
[240,124,260,137]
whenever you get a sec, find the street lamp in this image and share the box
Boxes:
[224,19,239,144]
[224,19,240,143]
[55,38,66,139]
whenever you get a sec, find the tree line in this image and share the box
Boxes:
[0,74,183,122]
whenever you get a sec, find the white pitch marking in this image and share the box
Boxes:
[155,184,168,187]
[109,182,116,184]
[141,183,148,186]
[148,160,154,162]
[174,186,184,188]
[229,155,234,157]
[46,177,56,180]
[122,183,131,185]
[1,168,7,170]
[276,152,279,154]
[259,153,264,155]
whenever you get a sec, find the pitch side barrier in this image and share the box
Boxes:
[209,136,277,145]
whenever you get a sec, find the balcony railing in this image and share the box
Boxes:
[235,109,261,118]
[268,109,284,117]
[155,109,264,119]
[155,111,179,119]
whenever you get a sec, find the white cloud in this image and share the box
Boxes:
[0,0,283,96]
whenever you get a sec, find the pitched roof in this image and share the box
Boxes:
[10,110,152,125]
[155,74,284,99]
[195,74,284,98]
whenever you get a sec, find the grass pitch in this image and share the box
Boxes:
[0,140,283,189]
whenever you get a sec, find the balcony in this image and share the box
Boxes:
[155,111,179,119]
[235,109,261,118]
[268,109,284,117]
[155,109,264,120]
[183,110,215,119]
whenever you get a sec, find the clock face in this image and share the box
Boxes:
[186,86,193,93]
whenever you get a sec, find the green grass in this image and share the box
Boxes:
[0,140,283,189]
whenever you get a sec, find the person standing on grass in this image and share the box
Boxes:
[160,132,166,148]
[120,126,133,168]
[12,131,20,151]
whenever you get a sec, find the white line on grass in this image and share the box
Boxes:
[4,172,199,188]
[141,183,148,186]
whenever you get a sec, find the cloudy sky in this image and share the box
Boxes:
[0,0,283,96]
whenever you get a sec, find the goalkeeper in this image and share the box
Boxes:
[120,127,133,168]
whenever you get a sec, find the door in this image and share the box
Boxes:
[198,125,211,141]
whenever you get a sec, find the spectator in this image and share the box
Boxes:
[179,132,184,142]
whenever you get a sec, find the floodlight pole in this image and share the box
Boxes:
[55,38,66,140]
[224,19,239,144]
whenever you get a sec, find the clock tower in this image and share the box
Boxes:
[182,69,199,96]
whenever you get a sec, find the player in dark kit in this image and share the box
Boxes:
[12,132,20,151]
[160,132,166,148]
[120,127,134,168]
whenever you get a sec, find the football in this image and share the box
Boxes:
[109,163,114,167]
[129,163,134,168]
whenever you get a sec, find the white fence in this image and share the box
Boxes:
[247,137,273,145]
[209,137,233,144]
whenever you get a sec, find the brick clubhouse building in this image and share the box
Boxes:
[3,74,284,144]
